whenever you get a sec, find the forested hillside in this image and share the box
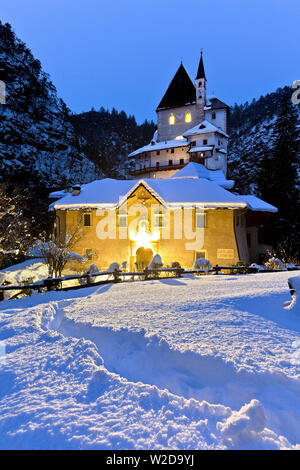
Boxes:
[0,21,98,188]
[70,109,155,178]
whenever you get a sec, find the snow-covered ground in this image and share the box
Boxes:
[0,271,300,449]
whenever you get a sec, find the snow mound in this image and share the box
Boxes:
[194,258,212,269]
[148,254,163,269]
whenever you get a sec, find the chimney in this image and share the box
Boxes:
[72,185,81,196]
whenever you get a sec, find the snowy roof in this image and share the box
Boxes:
[183,120,229,138]
[49,190,70,199]
[235,195,278,213]
[172,162,211,179]
[51,177,246,210]
[188,146,213,153]
[128,139,189,158]
[172,163,235,189]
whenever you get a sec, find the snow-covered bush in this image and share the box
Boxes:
[264,257,286,271]
[194,258,212,270]
[148,254,163,269]
[79,264,100,285]
[171,261,181,268]
[250,263,266,272]
[107,262,120,273]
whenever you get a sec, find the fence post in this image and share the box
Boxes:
[113,269,121,283]
[214,265,220,275]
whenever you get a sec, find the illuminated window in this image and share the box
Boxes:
[118,214,127,227]
[169,113,175,125]
[185,111,192,123]
[196,210,207,228]
[154,212,166,228]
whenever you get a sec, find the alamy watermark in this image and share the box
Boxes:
[0,80,5,104]
[95,201,205,251]
[291,80,300,105]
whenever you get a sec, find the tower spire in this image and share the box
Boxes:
[196,50,206,80]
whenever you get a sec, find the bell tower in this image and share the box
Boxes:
[195,51,206,120]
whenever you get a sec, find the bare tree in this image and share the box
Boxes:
[37,224,83,278]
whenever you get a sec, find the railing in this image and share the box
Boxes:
[130,162,185,176]
[1,264,299,301]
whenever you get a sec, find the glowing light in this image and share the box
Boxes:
[185,111,192,123]
[169,113,175,125]
[129,226,160,249]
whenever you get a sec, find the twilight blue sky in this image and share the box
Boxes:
[1,0,299,122]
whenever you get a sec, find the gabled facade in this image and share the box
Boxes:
[129,54,229,179]
[51,163,277,270]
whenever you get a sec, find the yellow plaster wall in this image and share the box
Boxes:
[56,185,242,271]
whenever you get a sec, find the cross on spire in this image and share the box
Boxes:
[196,50,206,80]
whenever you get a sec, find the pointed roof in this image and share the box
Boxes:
[183,120,229,138]
[196,52,206,80]
[156,64,196,111]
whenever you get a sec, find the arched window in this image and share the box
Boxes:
[185,111,192,123]
[169,113,175,125]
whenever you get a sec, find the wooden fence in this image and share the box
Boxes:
[0,265,299,301]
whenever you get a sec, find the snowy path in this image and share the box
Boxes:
[0,272,300,449]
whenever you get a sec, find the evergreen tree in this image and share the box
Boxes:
[257,94,300,258]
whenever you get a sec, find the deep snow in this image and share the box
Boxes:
[0,271,300,449]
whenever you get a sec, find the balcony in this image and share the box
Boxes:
[130,161,186,176]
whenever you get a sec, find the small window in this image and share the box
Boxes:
[83,213,91,226]
[169,113,175,125]
[185,111,192,123]
[156,162,160,168]
[156,150,160,155]
[169,160,173,166]
[203,139,207,145]
[85,249,93,260]
[191,141,196,147]
[180,158,184,165]
[212,112,216,119]
[198,81,202,87]
[196,211,207,228]
[171,148,174,154]
[218,140,221,145]
[118,214,127,227]
[195,251,206,260]
[198,94,202,99]
[154,212,166,228]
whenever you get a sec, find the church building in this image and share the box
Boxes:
[129,53,229,178]
[51,54,277,270]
